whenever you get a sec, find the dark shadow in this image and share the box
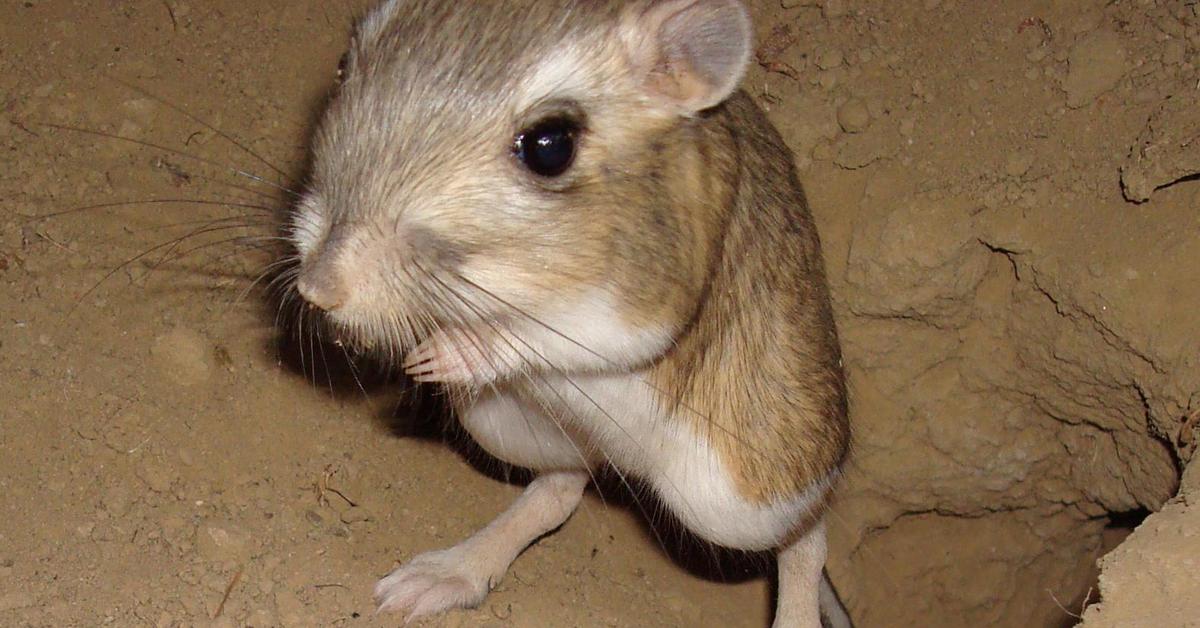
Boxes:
[1106,507,1151,531]
[362,370,774,586]
[268,308,780,621]
[591,472,774,584]
[1057,507,1153,628]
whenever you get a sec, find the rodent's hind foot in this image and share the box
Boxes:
[374,472,589,622]
[373,546,497,622]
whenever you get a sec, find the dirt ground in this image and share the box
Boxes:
[2,1,1198,627]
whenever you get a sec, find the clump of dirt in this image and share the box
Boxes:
[1081,461,1200,627]
[1,0,1197,626]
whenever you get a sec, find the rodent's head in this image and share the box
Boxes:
[292,0,752,360]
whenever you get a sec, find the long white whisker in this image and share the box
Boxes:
[418,265,726,548]
[39,122,299,197]
[108,75,298,189]
[452,271,761,459]
[414,265,606,508]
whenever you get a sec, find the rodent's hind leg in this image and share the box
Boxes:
[374,470,589,621]
[774,518,831,628]
[818,567,853,628]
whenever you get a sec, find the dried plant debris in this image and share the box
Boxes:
[756,22,802,80]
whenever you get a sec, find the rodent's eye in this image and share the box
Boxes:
[513,118,579,178]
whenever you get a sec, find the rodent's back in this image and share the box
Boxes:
[654,91,850,504]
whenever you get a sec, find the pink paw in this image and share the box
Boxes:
[403,329,517,386]
[373,547,497,622]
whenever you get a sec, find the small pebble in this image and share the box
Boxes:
[815,47,844,70]
[195,521,251,562]
[822,0,846,19]
[837,99,871,133]
[817,70,839,90]
[150,327,214,386]
[1005,151,1034,178]
[137,458,176,493]
[339,506,373,525]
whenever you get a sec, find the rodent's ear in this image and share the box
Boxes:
[620,0,753,114]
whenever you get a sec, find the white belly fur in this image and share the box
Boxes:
[458,369,829,551]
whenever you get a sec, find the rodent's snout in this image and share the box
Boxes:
[296,261,349,312]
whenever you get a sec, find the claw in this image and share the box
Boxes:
[403,328,517,386]
[374,548,496,620]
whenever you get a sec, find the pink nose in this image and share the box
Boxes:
[296,263,349,312]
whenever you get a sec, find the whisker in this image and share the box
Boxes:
[338,341,371,401]
[238,255,300,306]
[67,220,267,316]
[452,271,762,458]
[136,229,266,287]
[273,283,303,351]
[173,245,297,319]
[166,167,291,204]
[106,216,277,241]
[421,268,691,521]
[307,308,319,389]
[38,122,299,197]
[425,269,718,545]
[108,75,297,187]
[264,266,301,304]
[28,197,278,221]
[414,265,610,511]
[148,232,279,272]
[315,321,335,398]
[297,303,310,385]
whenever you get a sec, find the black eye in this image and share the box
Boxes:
[514,118,579,178]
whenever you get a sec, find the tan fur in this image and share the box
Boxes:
[299,0,847,510]
[646,91,850,502]
[293,0,852,623]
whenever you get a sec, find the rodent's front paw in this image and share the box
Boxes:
[403,328,517,386]
[373,548,497,620]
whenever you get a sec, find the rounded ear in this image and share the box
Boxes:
[620,0,753,114]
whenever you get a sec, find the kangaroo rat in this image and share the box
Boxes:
[291,0,851,625]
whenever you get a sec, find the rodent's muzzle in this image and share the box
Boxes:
[296,259,349,312]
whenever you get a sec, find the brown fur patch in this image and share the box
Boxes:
[650,92,850,503]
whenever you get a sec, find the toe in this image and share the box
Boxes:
[405,577,480,621]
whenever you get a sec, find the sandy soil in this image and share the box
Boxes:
[2,1,1198,627]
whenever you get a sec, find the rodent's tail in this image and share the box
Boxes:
[819,569,854,628]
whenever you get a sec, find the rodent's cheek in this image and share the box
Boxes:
[455,258,539,313]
